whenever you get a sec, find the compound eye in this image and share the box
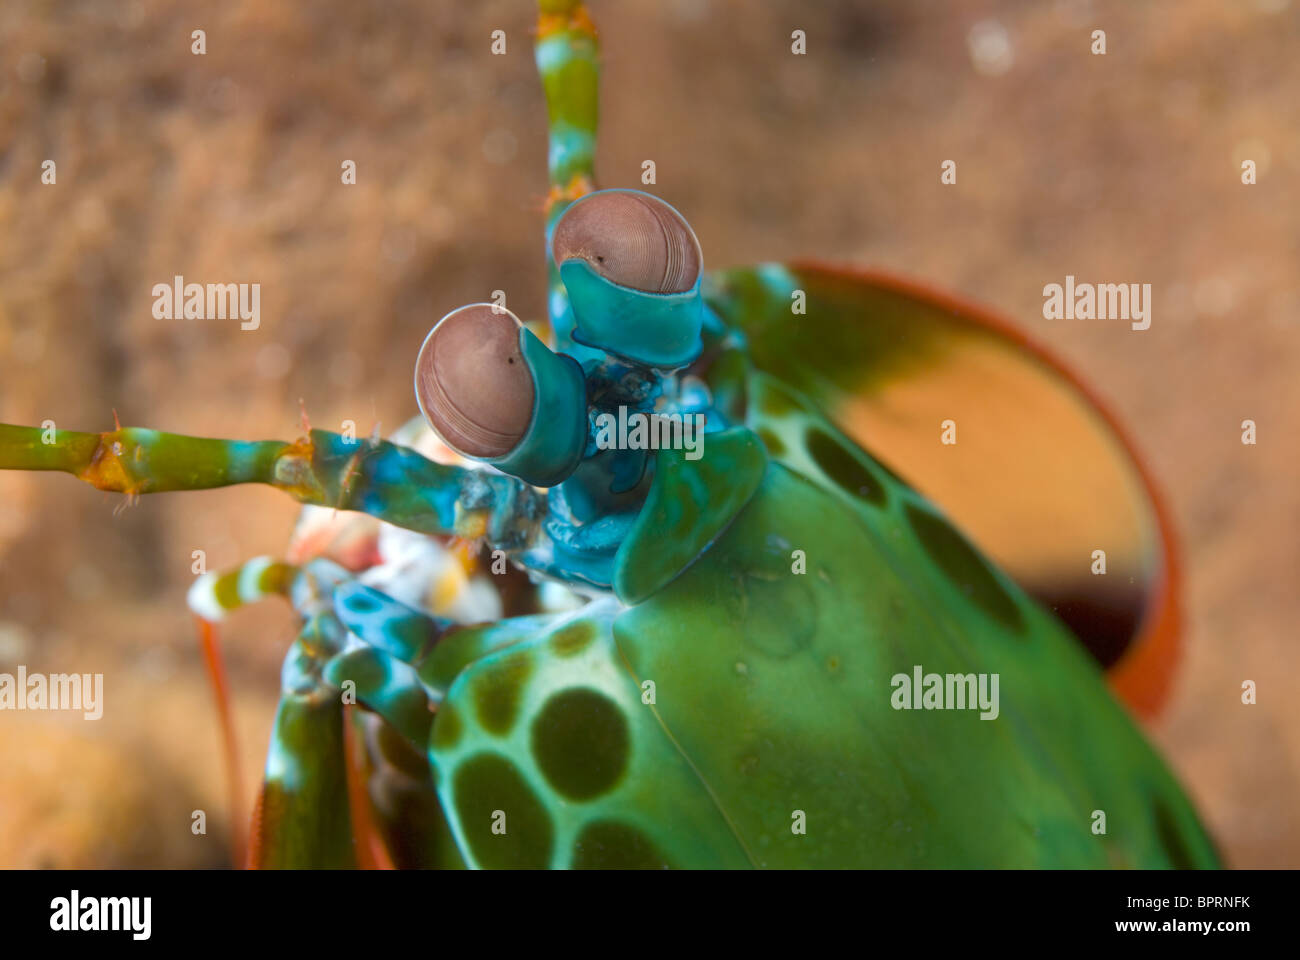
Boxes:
[551,189,701,294]
[414,304,535,459]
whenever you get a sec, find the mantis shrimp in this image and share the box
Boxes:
[0,0,1217,869]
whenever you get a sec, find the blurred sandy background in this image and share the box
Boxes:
[0,0,1295,867]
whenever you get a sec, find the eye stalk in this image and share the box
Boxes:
[415,304,587,488]
[551,188,705,370]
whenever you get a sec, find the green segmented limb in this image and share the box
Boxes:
[333,580,450,665]
[255,613,356,869]
[259,600,465,868]
[323,648,436,753]
[192,558,447,754]
[0,422,538,544]
[187,556,299,621]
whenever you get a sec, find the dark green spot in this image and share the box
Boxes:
[531,688,629,801]
[432,702,463,751]
[452,753,553,869]
[473,651,534,736]
[345,591,381,613]
[549,620,597,658]
[571,820,672,869]
[904,502,1024,632]
[806,427,885,506]
[340,649,389,689]
[756,427,786,457]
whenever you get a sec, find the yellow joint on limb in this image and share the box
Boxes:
[78,431,140,494]
[453,507,490,541]
[272,435,326,502]
[537,2,596,40]
[544,174,595,214]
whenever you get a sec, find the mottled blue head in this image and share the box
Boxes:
[415,190,706,494]
[550,189,704,370]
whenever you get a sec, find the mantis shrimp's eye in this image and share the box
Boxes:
[414,303,588,488]
[551,189,701,293]
[550,189,705,370]
[415,304,534,459]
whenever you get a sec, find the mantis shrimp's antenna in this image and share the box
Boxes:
[537,0,600,352]
[537,0,598,204]
[0,423,541,545]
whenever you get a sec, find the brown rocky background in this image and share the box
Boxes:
[0,0,1295,867]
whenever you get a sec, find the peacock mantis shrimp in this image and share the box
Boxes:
[0,0,1217,869]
